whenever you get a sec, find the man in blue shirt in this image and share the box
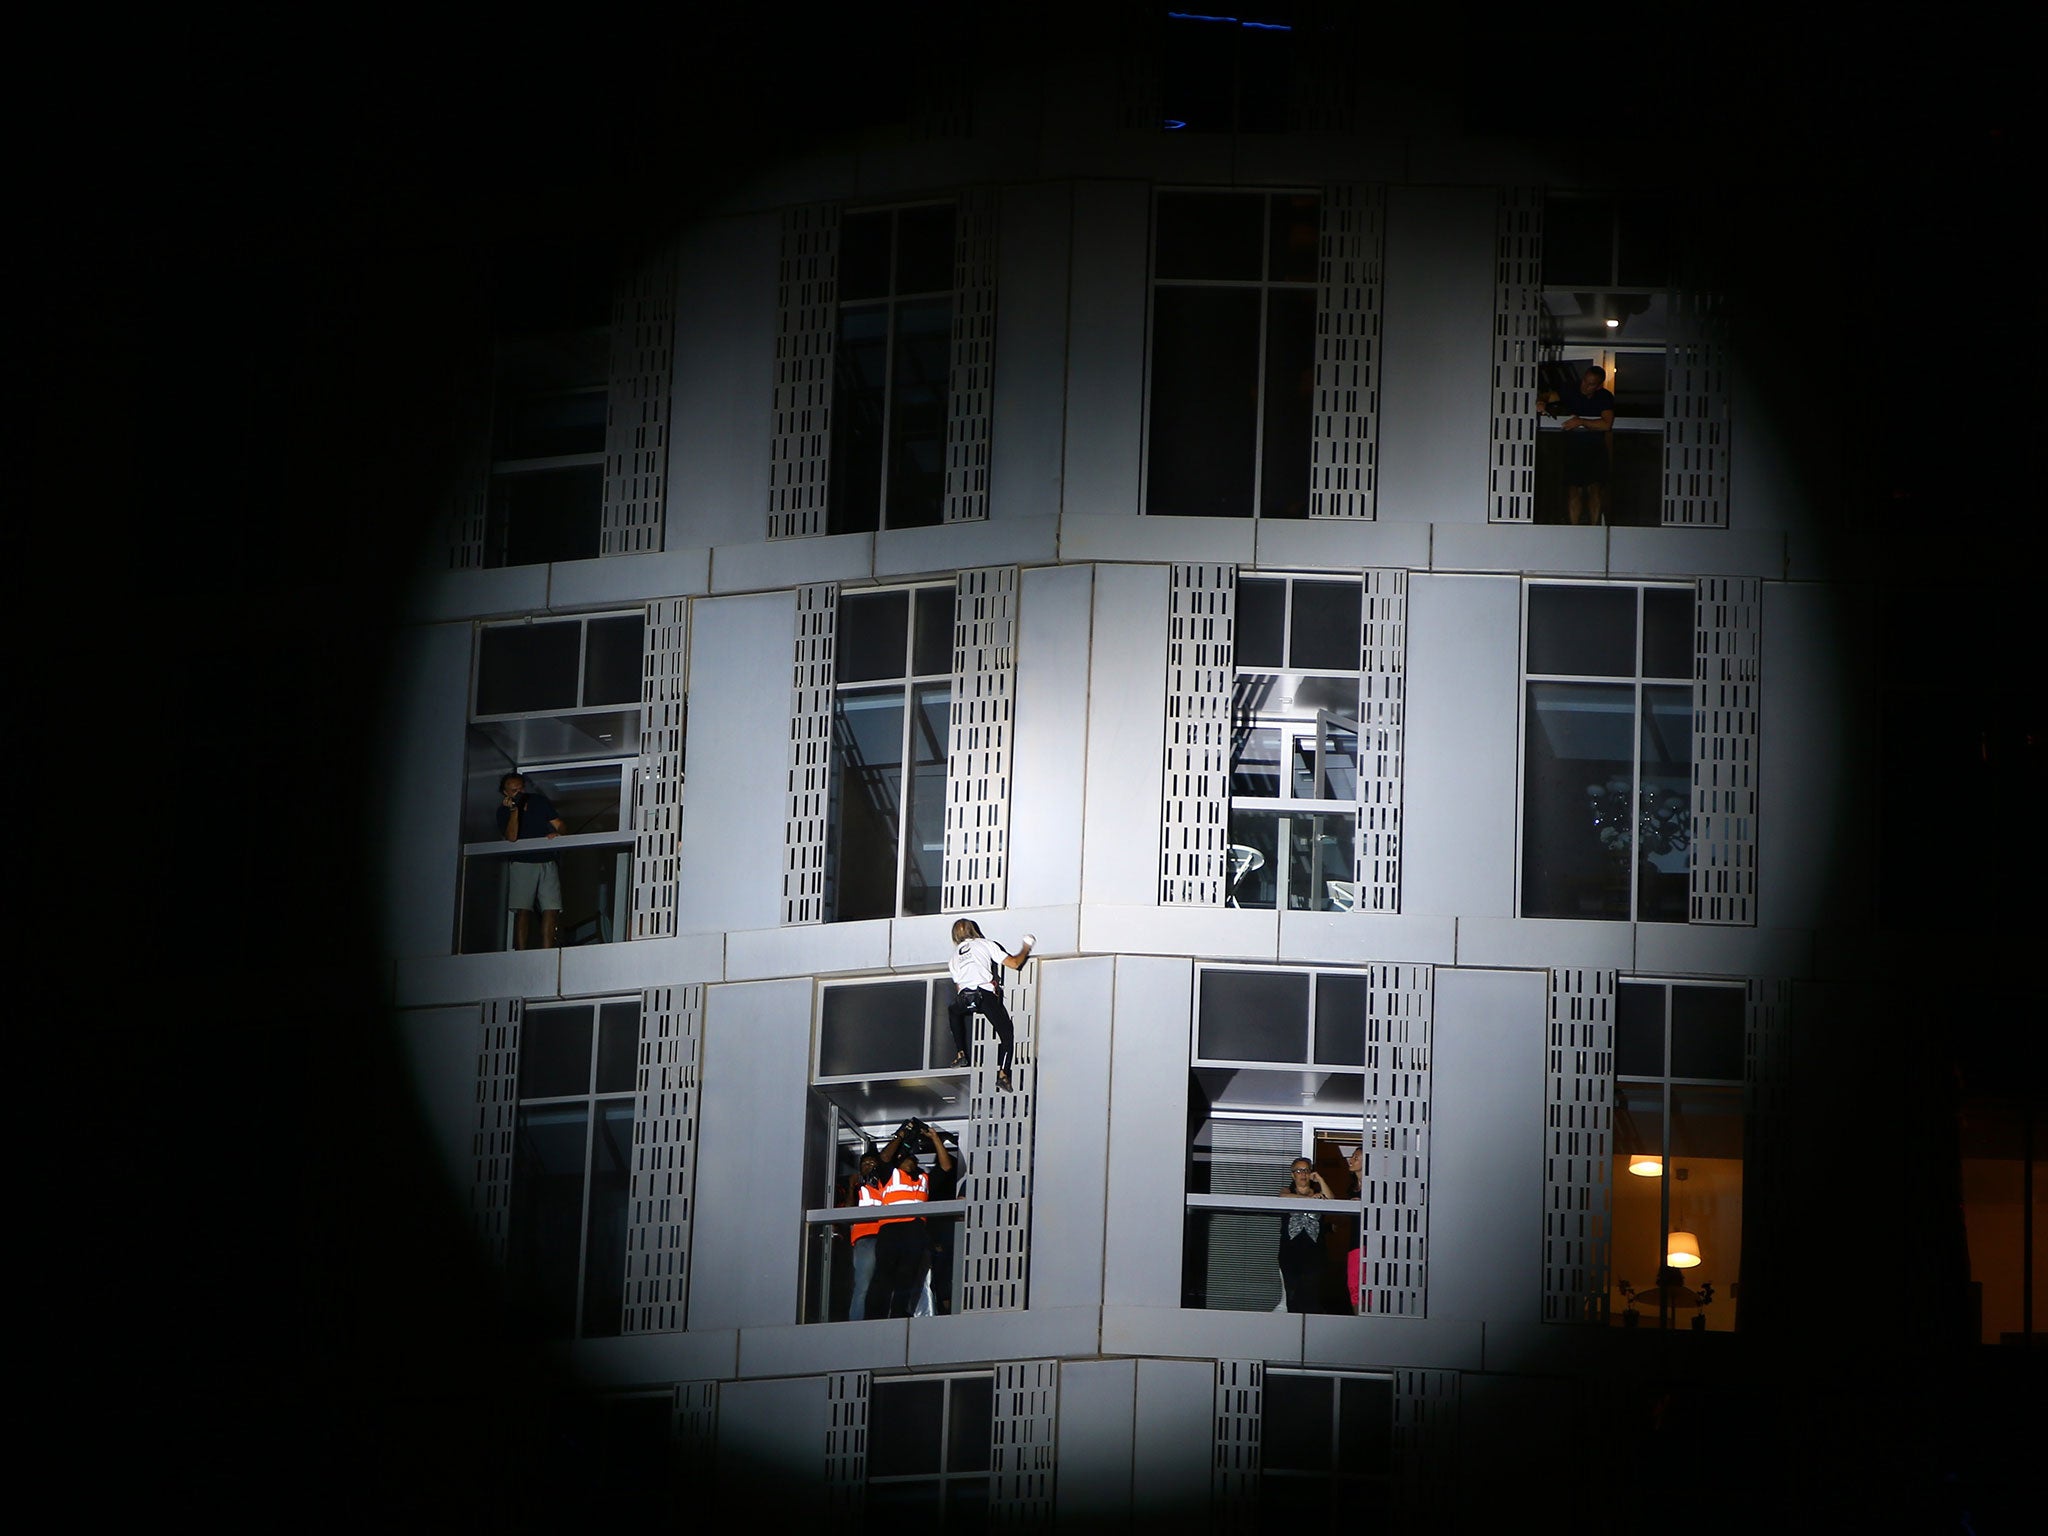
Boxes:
[496,772,566,949]
[1542,365,1617,526]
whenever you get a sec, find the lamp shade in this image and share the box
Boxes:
[1627,1154,1663,1177]
[1666,1231,1703,1268]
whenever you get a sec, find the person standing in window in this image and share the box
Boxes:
[865,1127,954,1319]
[496,772,565,949]
[1278,1156,1334,1313]
[947,920,1034,1093]
[1541,365,1617,526]
[841,1145,890,1322]
[917,1124,963,1317]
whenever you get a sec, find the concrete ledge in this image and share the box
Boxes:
[560,931,727,994]
[1059,514,1255,567]
[405,563,551,625]
[1429,521,1607,576]
[1101,1305,1304,1363]
[1607,526,1785,581]
[738,1318,906,1378]
[908,1306,1104,1368]
[394,946,562,1008]
[874,516,1061,580]
[1301,1313,1485,1371]
[891,906,1081,971]
[1081,904,1280,963]
[1278,910,1458,967]
[1253,518,1432,573]
[1454,916,1636,972]
[566,1329,738,1389]
[711,531,875,594]
[725,920,893,982]
[1633,922,1815,981]
[548,547,713,608]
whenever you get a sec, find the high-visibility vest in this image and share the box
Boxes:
[877,1168,929,1225]
[851,1180,884,1244]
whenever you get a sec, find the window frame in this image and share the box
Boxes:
[865,1369,996,1514]
[483,322,610,568]
[1258,1367,1396,1511]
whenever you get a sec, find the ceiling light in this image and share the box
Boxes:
[1666,1231,1702,1268]
[1605,317,1620,328]
[1627,1154,1663,1177]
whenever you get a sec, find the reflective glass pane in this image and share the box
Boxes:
[1197,969,1310,1061]
[1155,191,1264,280]
[912,586,954,677]
[819,981,927,1077]
[838,210,891,302]
[1228,810,1282,910]
[1521,681,1633,920]
[1637,684,1692,923]
[900,683,950,917]
[582,614,645,707]
[494,387,607,460]
[518,1004,594,1098]
[1611,348,1668,420]
[1232,725,1283,798]
[869,1380,945,1476]
[477,622,582,716]
[594,1001,641,1095]
[1313,972,1368,1067]
[947,1376,994,1473]
[1671,985,1745,1081]
[1160,14,1234,132]
[1262,1374,1334,1472]
[1268,193,1321,283]
[886,298,951,529]
[1615,1079,1666,1162]
[1259,286,1316,519]
[529,762,624,837]
[508,1103,587,1336]
[1300,723,1358,800]
[581,1099,634,1339]
[1336,1376,1393,1476]
[1642,585,1695,680]
[894,203,956,295]
[828,305,887,535]
[1146,285,1260,516]
[825,689,904,922]
[1287,812,1357,912]
[487,464,602,568]
[929,982,957,1071]
[837,591,909,683]
[1527,584,1637,677]
[1235,580,1286,667]
[1614,984,1667,1078]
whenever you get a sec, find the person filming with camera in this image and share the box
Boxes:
[864,1118,955,1320]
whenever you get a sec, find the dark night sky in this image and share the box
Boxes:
[23,6,2036,1524]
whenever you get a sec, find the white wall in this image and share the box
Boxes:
[1008,564,1094,910]
[1028,956,1117,1310]
[990,181,1072,525]
[377,620,472,957]
[1102,956,1194,1309]
[668,212,778,550]
[1080,564,1169,908]
[1061,181,1148,518]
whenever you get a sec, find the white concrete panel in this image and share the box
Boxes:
[1426,966,1548,1326]
[738,1318,906,1379]
[545,548,712,610]
[567,1330,737,1388]
[1081,904,1279,963]
[1062,181,1149,518]
[717,1374,830,1503]
[394,947,561,1009]
[1056,1358,1137,1525]
[1758,581,1878,934]
[1728,354,1803,534]
[1059,513,1255,567]
[1103,957,1194,1308]
[1030,957,1117,1310]
[990,182,1072,525]
[670,212,779,550]
[1252,518,1432,572]
[1277,912,1457,966]
[1376,184,1496,524]
[872,516,1058,580]
[907,1305,1104,1367]
[891,907,1076,972]
[676,590,795,935]
[1402,574,1520,919]
[1106,1305,1305,1363]
[1300,1314,1485,1371]
[724,919,892,982]
[558,931,726,994]
[1080,565,1170,908]
[1131,1357,1217,1524]
[404,564,551,625]
[1008,564,1095,910]
[1455,917,1635,972]
[1428,521,1608,574]
[689,978,812,1331]
[390,1005,486,1194]
[710,530,875,595]
[1607,527,1784,581]
[1632,923,1814,981]
[377,621,471,959]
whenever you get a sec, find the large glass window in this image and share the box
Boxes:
[1184,967,1368,1312]
[1160,10,1299,134]
[1260,1370,1394,1519]
[459,611,647,952]
[830,203,957,534]
[1610,979,1744,1331]
[507,998,640,1338]
[866,1373,994,1519]
[1229,574,1363,911]
[1146,189,1319,519]
[485,326,608,566]
[1520,582,1694,923]
[801,977,970,1323]
[827,585,952,922]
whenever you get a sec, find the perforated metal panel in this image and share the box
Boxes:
[1542,968,1615,1323]
[769,206,839,540]
[943,567,1017,913]
[471,998,523,1264]
[600,245,677,556]
[1161,563,1236,905]
[673,1380,719,1481]
[825,1369,870,1519]
[1310,183,1383,520]
[962,966,1036,1312]
[1391,1369,1459,1529]
[784,584,837,925]
[1211,1358,1263,1520]
[990,1360,1058,1526]
[944,188,998,525]
[445,432,489,570]
[1489,187,1545,524]
[1356,568,1407,912]
[1360,964,1432,1317]
[1662,289,1730,527]
[630,597,689,940]
[622,985,703,1334]
[1690,577,1761,925]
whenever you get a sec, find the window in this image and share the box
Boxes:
[830,203,957,534]
[1184,967,1367,1312]
[801,977,970,1322]
[506,998,640,1338]
[1229,574,1364,911]
[826,585,952,922]
[460,611,647,952]
[1146,189,1319,519]
[1520,582,1694,923]
[866,1372,994,1519]
[485,327,609,567]
[1160,10,1299,134]
[1610,979,1744,1331]
[1259,1370,1393,1518]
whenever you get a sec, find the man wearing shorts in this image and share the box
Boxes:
[496,772,565,949]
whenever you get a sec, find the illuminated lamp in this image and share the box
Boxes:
[1627,1154,1663,1177]
[1604,317,1620,327]
[1666,1231,1703,1268]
